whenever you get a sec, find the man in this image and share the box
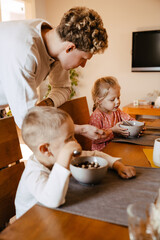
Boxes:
[0,6,108,140]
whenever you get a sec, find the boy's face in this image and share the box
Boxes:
[58,47,93,70]
[50,117,76,158]
[99,86,121,113]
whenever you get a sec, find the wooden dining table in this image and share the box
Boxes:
[0,138,153,240]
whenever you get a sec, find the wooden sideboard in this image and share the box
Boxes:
[123,103,160,119]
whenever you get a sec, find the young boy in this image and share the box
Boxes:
[15,106,136,219]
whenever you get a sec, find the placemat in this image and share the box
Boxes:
[112,130,160,146]
[57,167,160,227]
[145,129,160,135]
[143,148,160,168]
[146,125,160,130]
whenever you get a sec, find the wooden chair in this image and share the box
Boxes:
[0,116,25,231]
[59,96,92,150]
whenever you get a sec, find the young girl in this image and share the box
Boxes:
[89,76,135,151]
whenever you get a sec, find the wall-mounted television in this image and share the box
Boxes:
[132,30,160,72]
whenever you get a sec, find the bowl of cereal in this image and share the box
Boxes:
[70,156,108,185]
[120,120,144,138]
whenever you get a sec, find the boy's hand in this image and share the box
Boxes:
[113,161,136,179]
[112,122,129,137]
[117,165,136,179]
[56,141,82,169]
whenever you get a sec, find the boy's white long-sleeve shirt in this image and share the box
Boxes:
[15,154,71,219]
[0,19,71,128]
[15,151,121,219]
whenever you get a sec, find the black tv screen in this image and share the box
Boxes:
[132,30,160,72]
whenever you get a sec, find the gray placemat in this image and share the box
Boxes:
[145,130,160,136]
[57,167,160,226]
[146,126,160,131]
[112,132,159,146]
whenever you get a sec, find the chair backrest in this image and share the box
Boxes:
[59,97,92,150]
[0,116,25,231]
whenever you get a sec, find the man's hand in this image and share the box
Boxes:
[75,124,106,141]
[37,98,54,107]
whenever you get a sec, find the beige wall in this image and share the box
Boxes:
[35,0,46,19]
[36,0,160,113]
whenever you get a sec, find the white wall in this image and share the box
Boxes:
[35,0,160,113]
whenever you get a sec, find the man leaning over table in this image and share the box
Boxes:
[0,6,108,141]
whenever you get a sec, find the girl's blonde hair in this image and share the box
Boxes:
[56,6,108,54]
[92,76,120,111]
[22,106,71,152]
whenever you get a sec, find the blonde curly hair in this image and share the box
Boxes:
[56,6,108,54]
[92,76,120,111]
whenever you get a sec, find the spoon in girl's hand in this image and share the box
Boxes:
[122,118,132,126]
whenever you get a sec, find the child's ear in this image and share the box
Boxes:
[66,42,76,53]
[39,143,53,157]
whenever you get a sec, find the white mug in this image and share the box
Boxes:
[155,96,160,107]
[153,138,160,167]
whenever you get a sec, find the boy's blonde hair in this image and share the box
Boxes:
[22,106,71,151]
[92,76,120,111]
[57,6,108,54]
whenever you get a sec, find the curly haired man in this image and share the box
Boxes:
[0,6,108,141]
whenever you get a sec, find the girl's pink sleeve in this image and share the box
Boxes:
[90,112,103,129]
[89,111,114,149]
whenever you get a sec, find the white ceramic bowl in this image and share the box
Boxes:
[120,120,144,138]
[70,156,108,185]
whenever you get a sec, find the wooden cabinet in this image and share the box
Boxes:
[123,103,160,119]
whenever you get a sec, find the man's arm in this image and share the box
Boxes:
[47,61,71,107]
[37,98,54,106]
[48,87,71,107]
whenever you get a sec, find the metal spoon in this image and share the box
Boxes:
[122,118,132,126]
[72,150,81,157]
